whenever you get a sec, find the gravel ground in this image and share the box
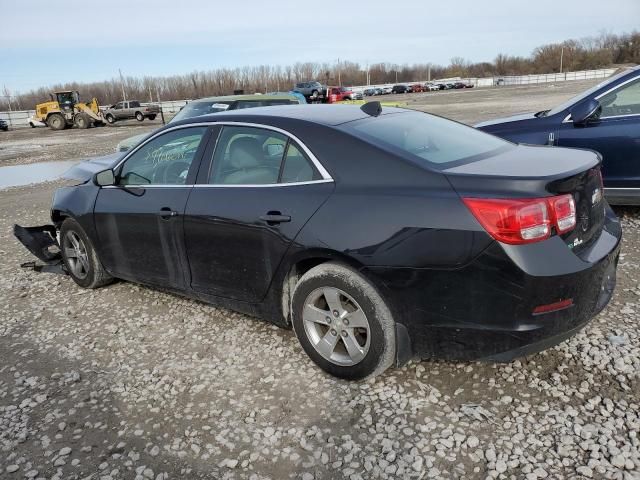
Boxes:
[1,80,639,480]
[0,121,162,167]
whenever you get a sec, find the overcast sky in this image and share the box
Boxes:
[1,0,638,93]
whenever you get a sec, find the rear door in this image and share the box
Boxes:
[183,124,334,302]
[94,125,212,288]
[557,76,640,189]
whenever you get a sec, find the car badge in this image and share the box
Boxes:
[568,237,584,249]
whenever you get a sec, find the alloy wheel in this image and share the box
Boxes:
[63,231,90,279]
[302,287,371,366]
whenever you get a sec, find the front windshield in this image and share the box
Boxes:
[547,68,634,116]
[170,101,232,123]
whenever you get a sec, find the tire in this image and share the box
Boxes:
[310,90,319,100]
[60,218,113,289]
[48,113,66,131]
[74,113,90,129]
[29,122,36,128]
[135,112,144,121]
[147,114,157,120]
[291,262,396,380]
[105,114,115,124]
[93,121,105,127]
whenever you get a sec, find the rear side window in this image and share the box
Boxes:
[129,101,141,108]
[281,143,321,183]
[341,111,511,168]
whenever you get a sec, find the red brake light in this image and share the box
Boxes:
[464,194,577,245]
[463,198,550,244]
[549,194,576,233]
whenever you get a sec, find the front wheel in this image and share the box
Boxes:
[48,113,66,130]
[60,218,113,289]
[291,262,396,380]
[105,114,115,124]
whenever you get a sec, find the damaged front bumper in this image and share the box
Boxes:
[13,224,65,274]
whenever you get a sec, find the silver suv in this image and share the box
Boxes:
[293,81,326,100]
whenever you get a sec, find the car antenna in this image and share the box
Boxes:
[360,101,382,117]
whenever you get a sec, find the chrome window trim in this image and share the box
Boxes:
[102,179,334,189]
[112,120,333,183]
[595,74,640,101]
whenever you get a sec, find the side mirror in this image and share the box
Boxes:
[94,169,115,186]
[570,99,601,125]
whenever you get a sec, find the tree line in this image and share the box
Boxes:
[2,30,638,111]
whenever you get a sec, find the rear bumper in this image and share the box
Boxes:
[368,207,622,363]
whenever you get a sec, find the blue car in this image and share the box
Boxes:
[476,66,640,205]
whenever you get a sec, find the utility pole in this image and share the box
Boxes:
[559,47,564,74]
[156,87,165,125]
[148,85,153,103]
[395,70,398,83]
[428,65,431,82]
[337,58,341,86]
[119,69,127,102]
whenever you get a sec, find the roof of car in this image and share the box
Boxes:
[184,104,410,126]
[192,93,298,103]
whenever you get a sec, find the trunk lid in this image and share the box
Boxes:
[444,144,605,252]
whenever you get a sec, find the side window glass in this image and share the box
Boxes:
[130,101,140,108]
[280,142,320,183]
[118,127,207,185]
[599,79,640,118]
[209,126,287,185]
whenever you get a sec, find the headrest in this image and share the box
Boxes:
[229,137,263,169]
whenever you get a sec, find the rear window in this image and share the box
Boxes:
[170,101,232,123]
[341,111,512,168]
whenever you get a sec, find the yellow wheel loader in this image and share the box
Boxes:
[34,91,105,130]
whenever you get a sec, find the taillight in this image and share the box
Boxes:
[464,195,577,245]
[548,194,576,233]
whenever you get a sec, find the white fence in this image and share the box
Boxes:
[0,68,617,128]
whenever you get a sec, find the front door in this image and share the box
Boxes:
[94,125,211,288]
[557,77,640,189]
[183,125,334,302]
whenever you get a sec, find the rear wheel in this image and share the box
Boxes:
[291,262,396,380]
[74,113,90,129]
[60,218,113,289]
[147,114,157,120]
[135,112,144,121]
[48,113,66,131]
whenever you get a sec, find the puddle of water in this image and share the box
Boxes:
[0,161,78,189]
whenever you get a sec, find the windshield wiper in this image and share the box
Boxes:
[534,110,550,118]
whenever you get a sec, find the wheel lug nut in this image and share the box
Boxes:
[343,319,349,326]
[341,330,347,337]
[331,329,337,336]
[326,317,332,323]
[333,310,339,317]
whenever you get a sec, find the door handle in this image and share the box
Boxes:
[259,212,291,224]
[158,207,178,219]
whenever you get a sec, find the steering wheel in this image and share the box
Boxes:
[162,161,191,184]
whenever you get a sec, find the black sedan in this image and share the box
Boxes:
[17,104,621,380]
